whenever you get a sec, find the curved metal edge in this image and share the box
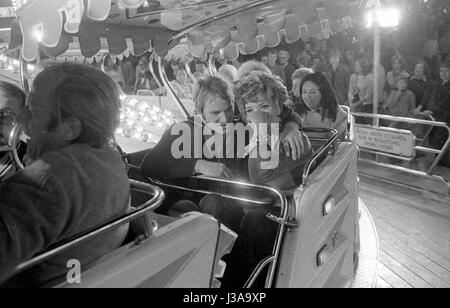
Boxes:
[148,51,165,94]
[185,175,288,288]
[19,55,30,94]
[9,180,165,279]
[157,54,190,120]
[302,128,339,187]
[352,198,380,289]
[168,0,278,46]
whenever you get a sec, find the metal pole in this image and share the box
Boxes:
[373,11,381,127]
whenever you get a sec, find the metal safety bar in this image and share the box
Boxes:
[8,180,165,281]
[147,175,288,288]
[157,54,191,120]
[352,112,450,175]
[302,128,339,187]
[148,52,165,94]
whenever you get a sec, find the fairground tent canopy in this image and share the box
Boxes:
[8,0,368,62]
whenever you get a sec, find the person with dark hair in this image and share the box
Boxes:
[296,53,312,69]
[101,54,125,89]
[420,60,450,167]
[278,50,296,91]
[386,54,410,91]
[291,68,314,115]
[409,60,430,113]
[300,72,348,138]
[267,50,286,82]
[383,74,416,129]
[0,63,130,286]
[327,49,351,106]
[0,82,27,176]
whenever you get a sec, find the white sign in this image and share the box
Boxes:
[355,125,416,158]
[0,7,15,18]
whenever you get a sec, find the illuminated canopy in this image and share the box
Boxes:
[9,0,364,62]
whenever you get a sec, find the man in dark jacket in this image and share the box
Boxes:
[328,49,351,106]
[422,60,450,166]
[278,50,297,92]
[0,63,130,286]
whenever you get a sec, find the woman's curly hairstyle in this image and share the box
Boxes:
[235,71,291,124]
[300,72,339,122]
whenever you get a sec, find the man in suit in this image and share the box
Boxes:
[278,50,296,92]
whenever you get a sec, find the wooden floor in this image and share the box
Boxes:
[359,177,450,288]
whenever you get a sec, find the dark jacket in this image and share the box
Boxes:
[142,107,304,183]
[328,64,351,106]
[423,80,450,123]
[283,63,297,92]
[0,144,130,286]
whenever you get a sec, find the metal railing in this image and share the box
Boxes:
[146,127,340,288]
[302,128,339,187]
[6,180,165,283]
[147,175,288,288]
[352,112,450,175]
[157,54,191,120]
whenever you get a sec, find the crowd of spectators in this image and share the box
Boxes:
[222,37,450,167]
[94,35,450,167]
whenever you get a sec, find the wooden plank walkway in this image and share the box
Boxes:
[360,176,450,288]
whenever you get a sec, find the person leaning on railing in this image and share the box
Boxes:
[417,60,450,167]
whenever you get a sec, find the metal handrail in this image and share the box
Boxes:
[340,105,354,141]
[148,52,165,94]
[19,55,30,94]
[157,55,190,120]
[147,174,288,288]
[302,128,339,187]
[352,112,450,175]
[8,180,165,280]
[185,61,197,84]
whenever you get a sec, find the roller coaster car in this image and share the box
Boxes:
[4,128,360,288]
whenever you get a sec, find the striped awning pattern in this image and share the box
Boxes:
[9,0,363,62]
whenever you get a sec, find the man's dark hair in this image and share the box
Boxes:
[33,62,121,148]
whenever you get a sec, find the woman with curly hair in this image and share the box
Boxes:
[221,72,312,288]
[300,72,348,138]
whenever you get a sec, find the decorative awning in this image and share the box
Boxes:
[9,0,364,62]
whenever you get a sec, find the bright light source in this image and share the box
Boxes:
[33,28,43,42]
[366,8,400,28]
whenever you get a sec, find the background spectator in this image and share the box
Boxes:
[101,54,125,89]
[267,50,286,82]
[327,49,351,106]
[278,50,296,91]
[386,54,411,91]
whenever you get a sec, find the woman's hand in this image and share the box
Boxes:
[194,160,234,179]
[281,123,309,161]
